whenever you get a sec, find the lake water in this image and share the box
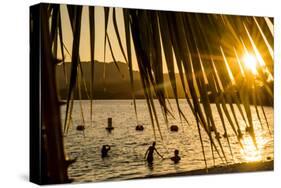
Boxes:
[61,99,273,182]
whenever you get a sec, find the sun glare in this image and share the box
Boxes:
[240,136,263,162]
[242,54,258,75]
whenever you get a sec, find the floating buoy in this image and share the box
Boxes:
[136,124,144,131]
[76,125,85,131]
[106,127,114,131]
[237,129,243,139]
[215,132,221,139]
[106,118,114,132]
[245,126,253,134]
[170,125,178,132]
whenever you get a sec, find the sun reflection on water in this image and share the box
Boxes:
[240,134,268,162]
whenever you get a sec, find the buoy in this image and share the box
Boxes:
[215,132,221,139]
[106,118,114,131]
[170,125,178,132]
[76,125,85,131]
[136,124,144,131]
[237,129,243,139]
[106,127,114,131]
[245,126,253,134]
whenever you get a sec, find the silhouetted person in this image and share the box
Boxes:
[144,142,163,164]
[101,145,111,158]
[170,149,181,164]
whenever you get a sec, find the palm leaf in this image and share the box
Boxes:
[89,6,95,124]
[63,5,82,133]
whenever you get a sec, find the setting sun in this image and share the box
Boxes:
[243,54,258,75]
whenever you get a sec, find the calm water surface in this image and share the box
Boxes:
[61,99,273,182]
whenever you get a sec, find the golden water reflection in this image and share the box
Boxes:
[240,134,269,162]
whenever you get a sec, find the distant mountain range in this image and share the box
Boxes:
[56,61,186,99]
[55,61,273,106]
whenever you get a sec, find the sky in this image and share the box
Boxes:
[60,5,137,68]
[59,5,174,72]
[58,4,273,76]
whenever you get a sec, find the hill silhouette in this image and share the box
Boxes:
[55,61,272,106]
[56,61,185,99]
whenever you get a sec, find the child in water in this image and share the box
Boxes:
[101,145,111,158]
[170,149,181,164]
[144,142,163,164]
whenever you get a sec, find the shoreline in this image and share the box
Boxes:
[131,160,273,180]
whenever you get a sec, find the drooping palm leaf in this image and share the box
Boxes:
[63,5,82,133]
[89,6,95,124]
[123,9,139,123]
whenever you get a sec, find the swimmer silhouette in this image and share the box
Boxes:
[144,141,163,165]
[101,145,111,158]
[170,149,181,164]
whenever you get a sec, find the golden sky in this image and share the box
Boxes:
[58,5,273,76]
[59,5,174,72]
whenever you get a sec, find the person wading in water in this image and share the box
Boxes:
[170,149,181,164]
[144,141,163,165]
[101,145,111,158]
